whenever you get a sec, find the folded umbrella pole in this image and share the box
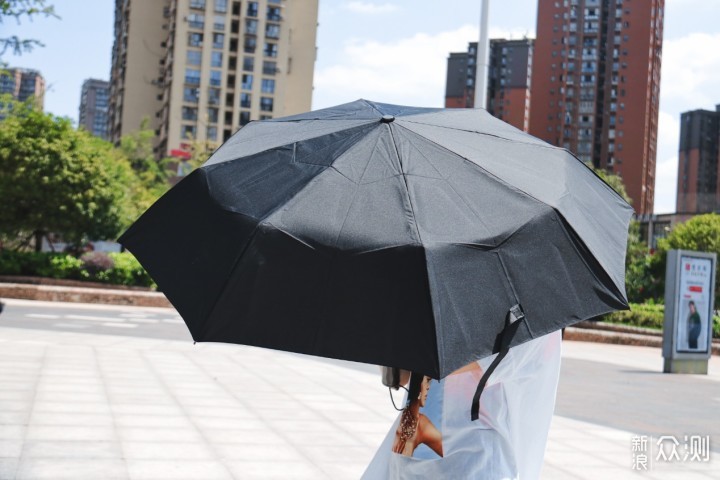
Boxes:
[120,100,632,416]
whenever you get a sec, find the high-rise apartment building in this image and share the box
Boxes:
[487,39,533,132]
[445,43,476,109]
[529,0,664,215]
[0,67,45,108]
[79,79,111,140]
[445,39,533,132]
[109,0,318,158]
[676,106,720,214]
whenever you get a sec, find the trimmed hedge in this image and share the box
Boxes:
[0,250,155,288]
[603,302,720,338]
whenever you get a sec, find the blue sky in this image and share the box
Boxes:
[3,0,720,214]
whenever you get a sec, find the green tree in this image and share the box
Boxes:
[592,166,632,205]
[0,97,138,250]
[591,166,653,302]
[648,214,720,307]
[118,118,172,211]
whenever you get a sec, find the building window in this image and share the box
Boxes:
[215,0,227,13]
[214,15,225,30]
[243,57,255,72]
[260,96,273,112]
[190,0,205,9]
[261,78,275,93]
[260,115,272,120]
[188,32,203,47]
[241,74,253,90]
[182,125,197,139]
[207,126,218,141]
[267,6,281,21]
[213,33,225,49]
[266,23,280,39]
[207,108,219,123]
[247,1,258,17]
[264,42,278,58]
[188,13,205,29]
[182,106,198,120]
[211,51,223,67]
[240,111,251,125]
[240,92,251,108]
[244,36,257,53]
[246,19,258,35]
[185,68,201,85]
[187,50,202,65]
[184,87,199,103]
[210,70,222,86]
[208,88,221,105]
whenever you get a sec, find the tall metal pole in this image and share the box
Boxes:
[474,0,490,108]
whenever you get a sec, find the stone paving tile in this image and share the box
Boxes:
[0,457,19,480]
[14,458,128,480]
[116,427,204,443]
[125,460,232,480]
[27,412,114,427]
[320,462,371,479]
[121,441,216,460]
[20,440,122,458]
[24,425,116,442]
[224,460,328,479]
[211,442,305,461]
[0,439,23,457]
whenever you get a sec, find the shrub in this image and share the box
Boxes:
[99,252,155,288]
[602,302,665,330]
[603,303,719,339]
[80,251,115,277]
[44,255,84,279]
[0,250,154,288]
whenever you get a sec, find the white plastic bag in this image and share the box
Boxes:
[362,330,562,480]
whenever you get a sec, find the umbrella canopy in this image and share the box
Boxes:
[119,99,632,380]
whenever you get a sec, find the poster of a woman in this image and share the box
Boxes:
[686,300,702,350]
[391,374,443,458]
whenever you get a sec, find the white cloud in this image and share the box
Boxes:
[654,156,679,214]
[661,32,720,109]
[313,25,533,109]
[345,2,400,14]
[653,111,680,214]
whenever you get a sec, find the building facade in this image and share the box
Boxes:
[529,0,664,215]
[79,79,111,140]
[0,67,45,108]
[109,0,318,159]
[445,39,533,132]
[676,106,720,214]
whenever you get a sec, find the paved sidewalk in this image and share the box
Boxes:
[0,301,718,479]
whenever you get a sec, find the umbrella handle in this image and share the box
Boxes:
[470,304,526,421]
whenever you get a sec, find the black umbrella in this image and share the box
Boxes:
[120,99,631,390]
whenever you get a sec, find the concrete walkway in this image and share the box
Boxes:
[0,300,718,479]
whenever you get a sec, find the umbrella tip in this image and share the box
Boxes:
[380,115,395,123]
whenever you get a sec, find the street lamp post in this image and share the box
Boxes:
[474,0,490,109]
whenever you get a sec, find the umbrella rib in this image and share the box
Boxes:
[387,123,423,245]
[398,127,495,240]
[396,124,548,209]
[399,118,562,151]
[331,127,384,248]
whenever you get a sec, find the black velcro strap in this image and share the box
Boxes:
[471,304,525,421]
